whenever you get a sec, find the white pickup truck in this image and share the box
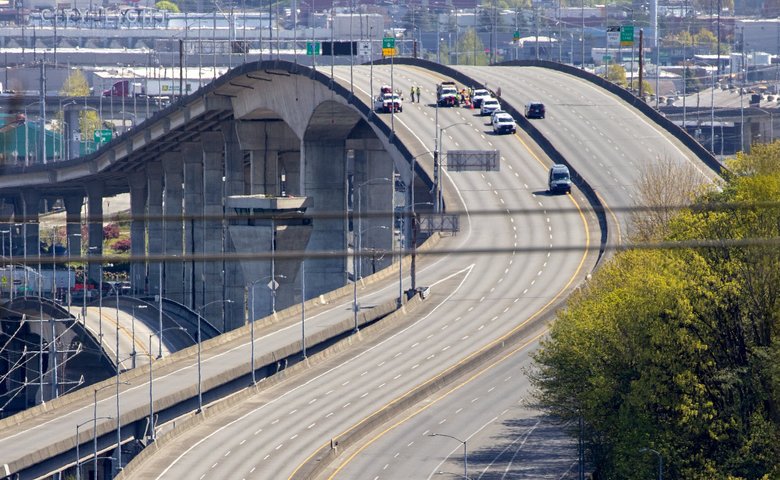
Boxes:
[374,85,403,113]
[374,93,403,113]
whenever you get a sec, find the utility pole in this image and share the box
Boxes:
[638,29,644,98]
[39,59,46,164]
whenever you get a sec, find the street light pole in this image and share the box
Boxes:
[76,417,110,480]
[640,448,663,480]
[355,177,391,280]
[148,335,155,442]
[195,299,233,411]
[436,123,468,213]
[301,259,306,358]
[92,384,114,477]
[246,276,284,384]
[429,433,469,480]
[130,304,147,368]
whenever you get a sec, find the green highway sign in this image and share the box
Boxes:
[382,37,395,49]
[620,25,634,46]
[306,41,320,56]
[602,55,612,62]
[94,129,112,143]
[513,30,520,40]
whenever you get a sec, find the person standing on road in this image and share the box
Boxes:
[410,86,416,103]
[416,85,421,103]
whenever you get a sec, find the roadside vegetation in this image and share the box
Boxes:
[531,144,780,479]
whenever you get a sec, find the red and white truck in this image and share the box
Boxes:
[373,85,403,113]
[102,79,201,98]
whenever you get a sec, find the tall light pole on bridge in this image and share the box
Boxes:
[245,276,285,385]
[435,122,469,214]
[429,432,469,480]
[147,327,186,443]
[355,177,391,280]
[194,299,233,412]
[75,416,110,480]
[92,383,123,478]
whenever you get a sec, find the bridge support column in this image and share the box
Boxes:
[86,183,103,285]
[204,131,234,330]
[129,173,147,296]
[304,139,347,296]
[162,153,184,304]
[183,142,204,310]
[21,190,41,293]
[63,194,83,300]
[351,143,395,279]
[63,105,80,161]
[223,122,246,329]
[147,162,163,300]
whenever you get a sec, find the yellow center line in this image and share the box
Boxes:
[326,329,549,479]
[288,99,594,480]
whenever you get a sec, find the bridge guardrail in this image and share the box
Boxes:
[370,57,609,265]
[495,59,727,177]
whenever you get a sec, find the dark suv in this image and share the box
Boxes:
[548,164,571,194]
[525,102,546,119]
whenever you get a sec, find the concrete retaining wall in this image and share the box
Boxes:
[116,292,426,479]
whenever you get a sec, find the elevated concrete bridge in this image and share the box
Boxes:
[0,59,431,421]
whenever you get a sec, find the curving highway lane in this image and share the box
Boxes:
[314,65,722,480]
[456,65,720,243]
[122,64,595,479]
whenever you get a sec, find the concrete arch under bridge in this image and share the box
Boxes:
[0,60,433,336]
[0,294,218,418]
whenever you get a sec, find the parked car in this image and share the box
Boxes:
[525,101,546,119]
[471,89,491,108]
[480,98,501,116]
[492,112,517,134]
[490,109,506,122]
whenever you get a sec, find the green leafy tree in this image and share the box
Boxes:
[662,29,694,48]
[606,64,627,86]
[532,143,780,479]
[60,70,90,97]
[694,28,718,54]
[437,40,450,65]
[630,78,654,96]
[155,0,180,13]
[455,28,490,66]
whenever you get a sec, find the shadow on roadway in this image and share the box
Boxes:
[445,414,578,479]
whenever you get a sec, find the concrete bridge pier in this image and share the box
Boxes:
[182,142,204,311]
[162,153,184,304]
[129,173,147,296]
[21,190,41,289]
[350,138,395,280]
[63,105,80,161]
[86,182,103,285]
[198,132,232,332]
[146,161,163,301]
[222,121,246,330]
[304,139,348,297]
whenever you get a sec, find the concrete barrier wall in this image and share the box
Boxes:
[0,231,442,476]
[494,59,727,177]
[116,292,426,479]
[289,284,572,480]
[371,57,610,264]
